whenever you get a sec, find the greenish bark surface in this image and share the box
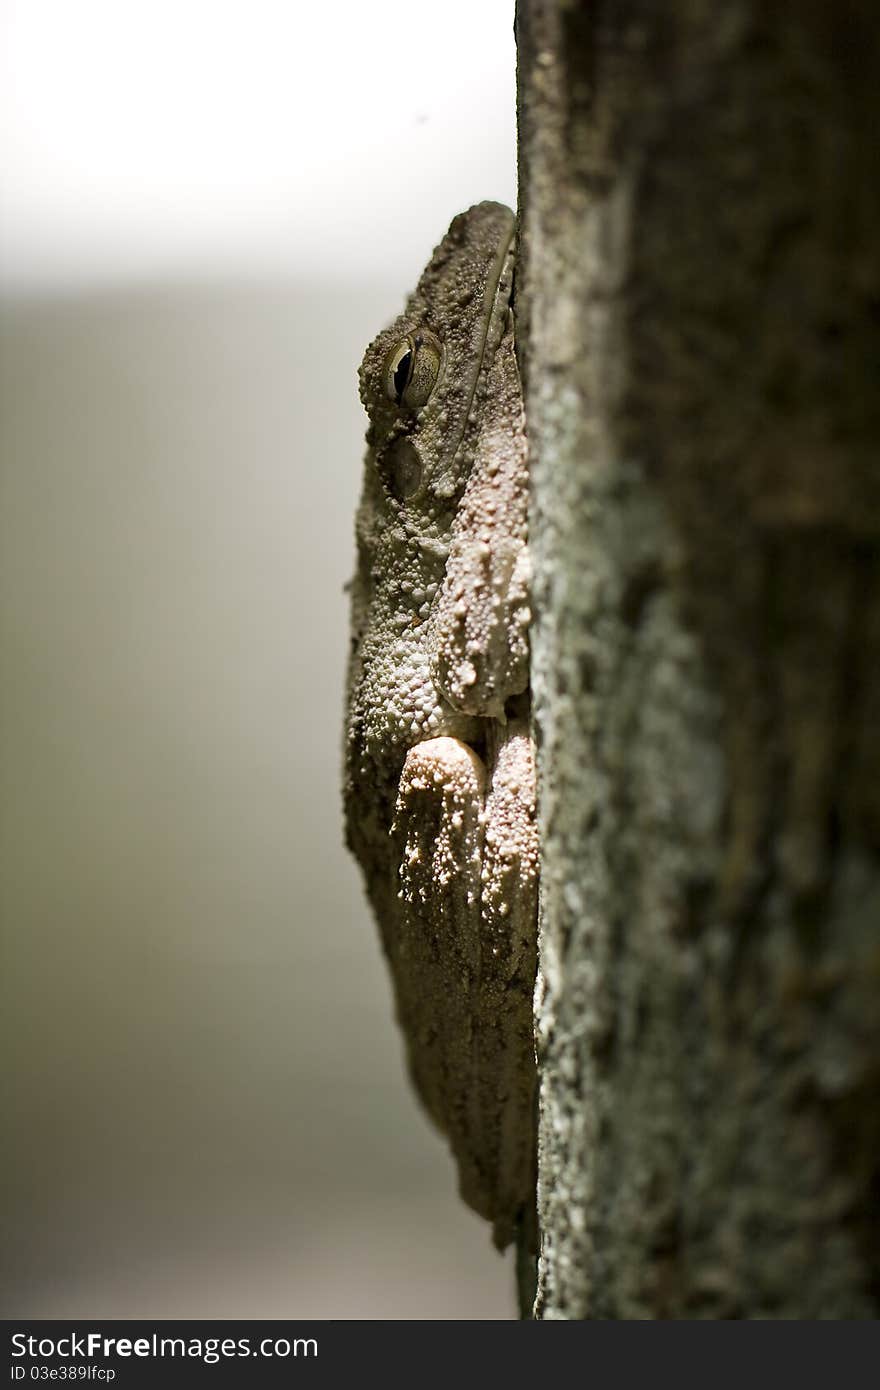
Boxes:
[516,0,880,1318]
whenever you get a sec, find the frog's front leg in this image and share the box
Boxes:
[391,718,537,1250]
[429,325,530,721]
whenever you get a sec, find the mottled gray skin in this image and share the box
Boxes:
[344,204,537,1248]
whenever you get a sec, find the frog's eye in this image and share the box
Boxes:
[384,330,442,410]
[382,438,423,501]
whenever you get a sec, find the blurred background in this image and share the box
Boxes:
[1,1,517,1317]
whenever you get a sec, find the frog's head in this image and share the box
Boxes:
[358,201,515,515]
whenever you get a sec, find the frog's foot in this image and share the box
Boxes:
[390,725,538,1249]
[390,736,484,1142]
[472,720,538,1250]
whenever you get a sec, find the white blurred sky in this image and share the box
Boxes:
[0,0,517,288]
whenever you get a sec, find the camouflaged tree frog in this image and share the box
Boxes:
[343,203,537,1250]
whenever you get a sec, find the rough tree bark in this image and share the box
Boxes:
[516,1,880,1318]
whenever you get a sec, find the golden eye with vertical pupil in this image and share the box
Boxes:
[383,330,442,409]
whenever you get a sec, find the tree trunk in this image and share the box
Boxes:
[516,0,880,1319]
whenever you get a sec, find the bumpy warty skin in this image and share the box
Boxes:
[344,203,537,1248]
[346,203,517,924]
